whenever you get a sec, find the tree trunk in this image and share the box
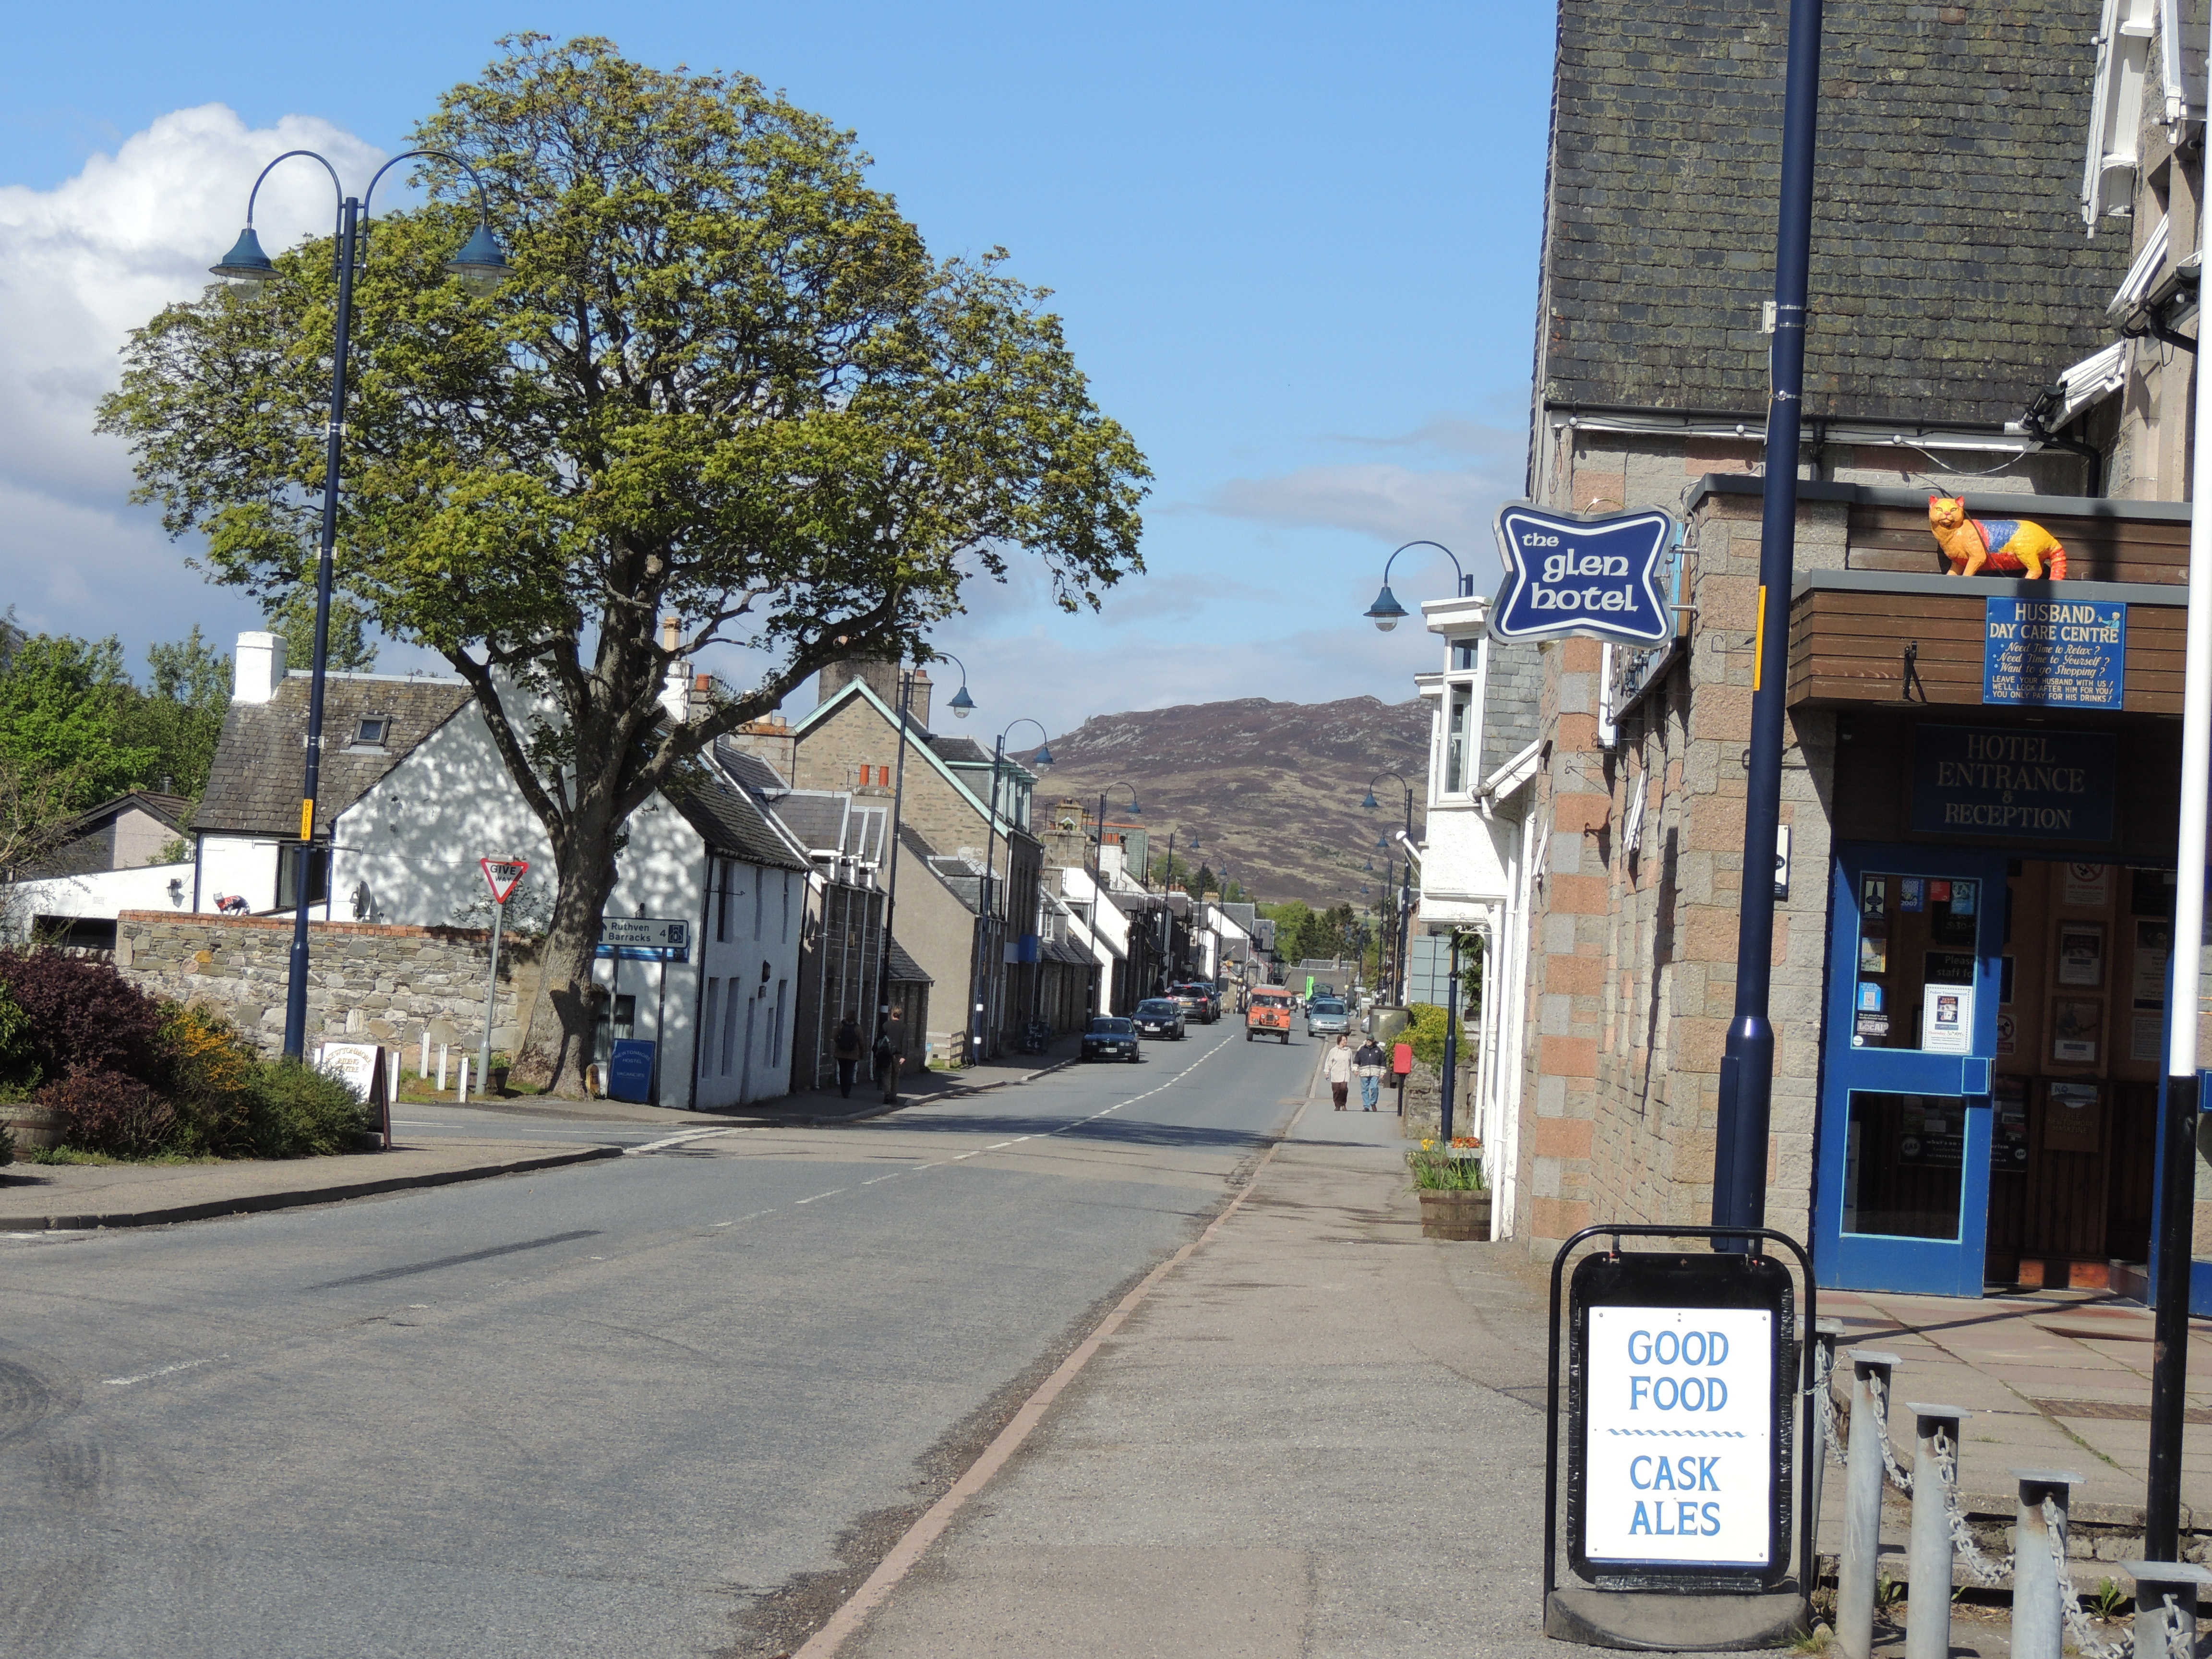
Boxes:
[508,808,623,1098]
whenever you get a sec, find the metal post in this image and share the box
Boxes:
[2121,1559,2212,1659]
[1836,1349,1899,1659]
[1713,0,1824,1235]
[2011,1469,2080,1659]
[874,670,916,1031]
[1904,1403,1969,1659]
[478,895,505,1090]
[1441,931,1461,1142]
[282,195,361,1059]
[2158,0,2212,1527]
[970,735,1006,1063]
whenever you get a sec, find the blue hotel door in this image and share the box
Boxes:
[1815,844,2008,1296]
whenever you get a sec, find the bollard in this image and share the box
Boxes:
[1903,1403,1970,1659]
[2010,1468,2081,1659]
[419,1030,430,1080]
[1837,1349,1901,1659]
[2120,1559,2212,1659]
[458,1056,469,1106]
[437,1045,448,1092]
[1810,1318,1845,1575]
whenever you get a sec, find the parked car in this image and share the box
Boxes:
[1133,998,1187,1041]
[1171,982,1219,1023]
[1082,1015,1142,1063]
[1306,997,1350,1039]
[1246,987,1292,1044]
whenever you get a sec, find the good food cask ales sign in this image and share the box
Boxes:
[1567,1250,1795,1590]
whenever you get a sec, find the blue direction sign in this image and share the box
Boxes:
[1491,503,1677,646]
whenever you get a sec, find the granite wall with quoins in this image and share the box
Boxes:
[115,911,536,1058]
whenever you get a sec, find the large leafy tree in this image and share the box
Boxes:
[114,625,234,803]
[98,36,1148,1094]
[0,634,155,812]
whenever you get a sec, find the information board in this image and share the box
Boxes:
[1567,1250,1795,1590]
[596,917,691,960]
[1983,598,2124,710]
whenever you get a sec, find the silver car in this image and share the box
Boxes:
[1306,997,1350,1038]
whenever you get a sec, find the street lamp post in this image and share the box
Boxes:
[1362,771,1417,1006]
[210,148,511,1061]
[873,652,974,1046]
[969,719,1052,1063]
[1090,782,1142,877]
[1362,540,1474,633]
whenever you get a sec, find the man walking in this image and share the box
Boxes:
[874,1010,906,1106]
[833,1016,863,1100]
[1324,1034,1353,1110]
[1354,1034,1386,1111]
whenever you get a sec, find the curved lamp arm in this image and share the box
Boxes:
[916,649,975,720]
[996,716,1054,770]
[1363,540,1470,632]
[214,146,511,295]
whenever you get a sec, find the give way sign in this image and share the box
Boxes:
[480,856,530,904]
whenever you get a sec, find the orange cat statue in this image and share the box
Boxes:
[1929,496,2067,580]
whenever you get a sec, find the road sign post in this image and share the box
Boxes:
[478,857,528,1094]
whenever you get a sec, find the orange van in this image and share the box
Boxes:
[1245,987,1292,1044]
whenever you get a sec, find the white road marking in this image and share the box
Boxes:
[104,1355,223,1387]
[793,1189,847,1205]
[625,1126,750,1156]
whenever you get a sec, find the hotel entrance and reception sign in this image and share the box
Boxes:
[1909,724,2117,844]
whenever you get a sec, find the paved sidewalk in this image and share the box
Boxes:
[0,1137,616,1231]
[834,1061,1564,1658]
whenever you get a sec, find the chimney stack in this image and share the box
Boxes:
[907,668,932,729]
[233,631,287,704]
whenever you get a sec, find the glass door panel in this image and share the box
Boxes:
[1817,845,2004,1296]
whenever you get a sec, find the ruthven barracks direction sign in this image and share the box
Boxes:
[1982,597,2125,711]
[1491,502,1677,646]
[1910,724,2117,844]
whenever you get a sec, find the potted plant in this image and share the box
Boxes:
[1408,1137,1489,1240]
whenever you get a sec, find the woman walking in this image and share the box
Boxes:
[1324,1034,1353,1110]
[833,1017,863,1099]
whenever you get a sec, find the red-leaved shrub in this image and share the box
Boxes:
[0,948,164,1084]
[37,1066,177,1157]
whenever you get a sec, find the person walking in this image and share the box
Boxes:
[874,1010,906,1105]
[833,1017,863,1100]
[1354,1034,1386,1111]
[1324,1034,1353,1111]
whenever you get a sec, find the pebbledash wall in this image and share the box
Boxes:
[116,911,536,1057]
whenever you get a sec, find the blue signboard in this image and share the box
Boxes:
[1909,724,2116,844]
[1983,598,2125,710]
[607,1038,657,1103]
[1491,503,1676,646]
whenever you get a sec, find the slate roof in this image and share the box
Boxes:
[666,775,810,873]
[712,740,790,795]
[886,938,931,985]
[1541,0,2137,427]
[927,735,992,766]
[194,674,473,839]
[762,789,888,863]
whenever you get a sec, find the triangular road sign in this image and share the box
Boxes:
[481,856,529,904]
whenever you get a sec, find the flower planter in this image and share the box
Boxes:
[1418,1189,1491,1241]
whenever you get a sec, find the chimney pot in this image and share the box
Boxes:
[662,616,681,652]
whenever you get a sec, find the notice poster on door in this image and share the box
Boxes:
[1899,1097,1966,1168]
[2056,924,2105,989]
[1922,986,1974,1053]
[1993,1078,2030,1170]
[2134,920,2171,1006]
[1996,1011,2018,1056]
[1899,877,1925,913]
[1861,875,1888,917]
[2063,864,2112,909]
[1859,929,1888,975]
[2052,999,2101,1065]
[2044,1081,2103,1153]
[2134,1016,2164,1063]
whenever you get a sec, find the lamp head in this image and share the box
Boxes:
[444,224,514,297]
[1365,583,1407,632]
[1360,789,1379,810]
[1127,796,1141,816]
[948,684,974,720]
[210,226,276,295]
[1031,743,1053,770]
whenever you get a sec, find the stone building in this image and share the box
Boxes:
[1482,0,2196,1298]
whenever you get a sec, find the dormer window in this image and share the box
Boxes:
[350,716,391,751]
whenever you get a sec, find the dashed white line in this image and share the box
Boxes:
[793,1189,848,1205]
[104,1355,223,1388]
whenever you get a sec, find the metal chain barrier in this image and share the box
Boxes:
[2044,1495,2136,1659]
[1930,1423,2013,1586]
[1812,1346,1848,1469]
[1867,1371,1914,1495]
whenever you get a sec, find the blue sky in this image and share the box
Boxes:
[0,2,1553,735]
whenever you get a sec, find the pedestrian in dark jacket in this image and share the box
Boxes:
[874,1010,905,1105]
[833,1018,863,1099]
[1354,1036,1387,1111]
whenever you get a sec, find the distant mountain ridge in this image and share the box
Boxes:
[1040,695,1431,909]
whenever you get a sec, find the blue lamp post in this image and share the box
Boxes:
[212,147,511,1060]
[970,718,1053,1061]
[1363,540,1474,632]
[874,651,975,1041]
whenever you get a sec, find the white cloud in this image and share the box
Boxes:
[0,105,385,646]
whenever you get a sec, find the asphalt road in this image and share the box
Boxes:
[0,1022,1314,1659]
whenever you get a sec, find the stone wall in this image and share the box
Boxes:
[116,911,540,1057]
